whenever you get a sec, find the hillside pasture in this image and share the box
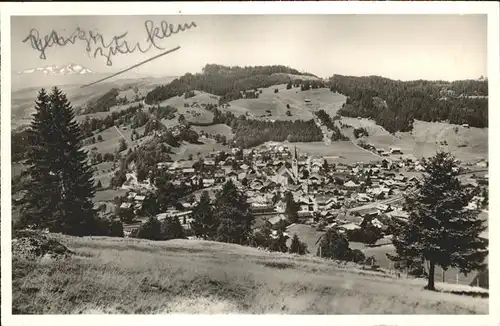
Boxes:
[339,117,488,163]
[158,90,218,124]
[227,86,346,122]
[82,125,147,155]
[12,234,488,314]
[191,124,234,140]
[92,161,117,189]
[93,188,128,203]
[169,138,231,161]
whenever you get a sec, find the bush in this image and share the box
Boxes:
[92,218,124,237]
[136,217,163,240]
[116,206,135,224]
[274,89,279,93]
[184,90,196,99]
[346,224,383,245]
[353,127,369,139]
[350,249,366,263]
[108,220,124,237]
[161,215,186,240]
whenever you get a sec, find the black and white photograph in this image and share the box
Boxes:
[1,1,499,322]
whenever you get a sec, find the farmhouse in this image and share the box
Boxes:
[390,147,403,155]
[344,180,359,189]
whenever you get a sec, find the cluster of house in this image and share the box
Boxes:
[116,143,488,239]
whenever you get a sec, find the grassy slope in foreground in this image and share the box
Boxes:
[13,234,487,314]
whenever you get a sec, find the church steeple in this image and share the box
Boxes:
[292,146,299,179]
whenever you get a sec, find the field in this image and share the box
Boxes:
[227,86,346,122]
[285,224,325,255]
[340,117,488,163]
[158,90,218,124]
[169,138,231,161]
[12,234,488,314]
[191,124,234,139]
[92,162,118,189]
[82,125,148,155]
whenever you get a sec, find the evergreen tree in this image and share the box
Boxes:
[283,191,299,223]
[388,152,488,291]
[251,220,273,248]
[18,88,97,235]
[17,89,58,229]
[190,191,218,239]
[214,180,254,244]
[108,219,124,237]
[289,233,308,255]
[161,215,186,240]
[119,138,128,152]
[316,228,351,260]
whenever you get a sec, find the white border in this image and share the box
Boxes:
[1,2,499,326]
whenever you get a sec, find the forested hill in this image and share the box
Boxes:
[331,75,488,133]
[145,64,318,105]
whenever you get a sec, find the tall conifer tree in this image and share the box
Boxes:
[388,152,488,290]
[214,180,254,244]
[18,87,97,235]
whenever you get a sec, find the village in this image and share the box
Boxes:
[116,142,488,245]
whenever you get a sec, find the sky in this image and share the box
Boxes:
[11,14,487,81]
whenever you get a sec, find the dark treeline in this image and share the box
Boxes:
[79,103,145,137]
[233,119,323,148]
[314,109,349,141]
[144,64,317,105]
[184,105,323,148]
[331,75,488,133]
[84,88,128,114]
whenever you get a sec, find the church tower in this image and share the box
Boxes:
[292,146,299,179]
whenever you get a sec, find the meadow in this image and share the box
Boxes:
[12,234,488,314]
[341,117,488,163]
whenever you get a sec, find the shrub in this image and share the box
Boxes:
[350,249,366,263]
[353,127,369,139]
[161,215,186,240]
[346,224,383,245]
[136,217,163,240]
[117,206,135,224]
[274,89,279,93]
[108,220,124,237]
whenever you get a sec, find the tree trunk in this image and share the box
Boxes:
[426,260,436,291]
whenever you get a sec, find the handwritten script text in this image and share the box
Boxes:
[22,20,197,66]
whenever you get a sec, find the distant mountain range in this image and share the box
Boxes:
[17,63,95,76]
